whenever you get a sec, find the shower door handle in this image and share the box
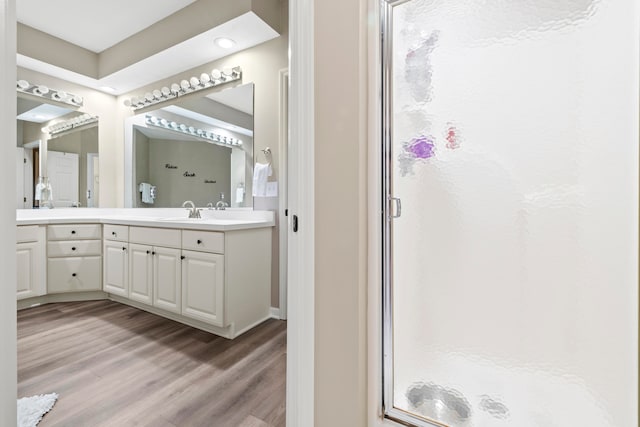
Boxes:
[389,197,401,219]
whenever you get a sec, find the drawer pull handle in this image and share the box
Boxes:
[71,230,76,234]
[197,239,202,244]
[72,273,77,277]
[71,247,76,251]
[181,255,185,260]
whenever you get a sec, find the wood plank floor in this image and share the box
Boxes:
[17,300,286,427]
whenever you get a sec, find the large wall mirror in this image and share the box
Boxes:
[125,83,254,208]
[16,92,99,208]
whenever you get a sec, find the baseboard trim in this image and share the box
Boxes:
[270,307,281,319]
[17,291,108,310]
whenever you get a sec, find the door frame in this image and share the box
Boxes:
[278,68,289,320]
[286,0,315,425]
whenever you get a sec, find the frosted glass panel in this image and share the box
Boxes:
[384,0,638,426]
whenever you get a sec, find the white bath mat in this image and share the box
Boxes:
[17,393,58,427]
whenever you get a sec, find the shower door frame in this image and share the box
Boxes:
[380,1,445,426]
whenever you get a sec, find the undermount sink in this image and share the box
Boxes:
[155,217,204,222]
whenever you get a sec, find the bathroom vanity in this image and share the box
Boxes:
[16,208,274,339]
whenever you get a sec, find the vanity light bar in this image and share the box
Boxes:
[42,113,98,136]
[145,114,243,147]
[16,80,84,108]
[125,66,242,111]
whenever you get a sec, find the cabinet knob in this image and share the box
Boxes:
[72,273,77,277]
[71,230,76,234]
[112,231,116,236]
[146,250,150,254]
[197,239,202,244]
[152,251,156,255]
[181,255,185,260]
[122,247,127,251]
[71,247,76,251]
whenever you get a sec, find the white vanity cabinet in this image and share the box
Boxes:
[103,225,129,297]
[181,229,225,327]
[128,243,153,305]
[47,224,102,293]
[129,227,182,314]
[16,225,46,300]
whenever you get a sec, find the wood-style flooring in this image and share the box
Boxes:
[17,300,286,427]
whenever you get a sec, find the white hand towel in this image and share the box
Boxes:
[252,162,272,197]
[139,182,155,204]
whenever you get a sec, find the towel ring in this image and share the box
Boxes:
[261,147,272,164]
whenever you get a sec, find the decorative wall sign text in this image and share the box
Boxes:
[204,180,217,184]
[183,171,196,177]
[165,163,178,169]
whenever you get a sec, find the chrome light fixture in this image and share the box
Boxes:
[17,80,84,108]
[145,114,243,148]
[124,66,242,111]
[42,113,98,136]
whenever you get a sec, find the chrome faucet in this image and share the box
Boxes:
[215,192,229,210]
[182,200,201,218]
[206,202,214,210]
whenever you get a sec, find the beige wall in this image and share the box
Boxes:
[145,138,231,207]
[0,0,17,425]
[314,0,368,425]
[134,130,150,207]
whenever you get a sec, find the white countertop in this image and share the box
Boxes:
[17,208,275,231]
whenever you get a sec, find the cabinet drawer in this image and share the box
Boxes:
[17,225,40,243]
[182,230,224,254]
[129,226,181,248]
[104,224,129,242]
[48,224,102,240]
[48,240,102,257]
[48,256,102,293]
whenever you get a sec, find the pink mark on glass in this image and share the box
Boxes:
[445,124,460,149]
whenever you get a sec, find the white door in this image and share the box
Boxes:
[103,241,128,297]
[47,150,79,207]
[181,250,225,327]
[16,148,24,208]
[129,243,153,305]
[152,246,181,314]
[15,147,30,208]
[87,153,99,207]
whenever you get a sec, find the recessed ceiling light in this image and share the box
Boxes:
[215,37,236,49]
[100,86,116,93]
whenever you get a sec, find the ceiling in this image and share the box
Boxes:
[16,0,198,53]
[15,1,281,95]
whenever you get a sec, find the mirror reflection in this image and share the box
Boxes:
[16,94,99,208]
[128,83,254,208]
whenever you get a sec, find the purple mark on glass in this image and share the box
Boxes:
[407,135,435,159]
[398,135,436,177]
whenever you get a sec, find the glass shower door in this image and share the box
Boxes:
[381,1,639,426]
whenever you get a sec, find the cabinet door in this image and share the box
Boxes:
[16,241,45,300]
[103,241,128,296]
[152,246,181,314]
[181,250,225,327]
[129,243,153,305]
[48,256,101,293]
